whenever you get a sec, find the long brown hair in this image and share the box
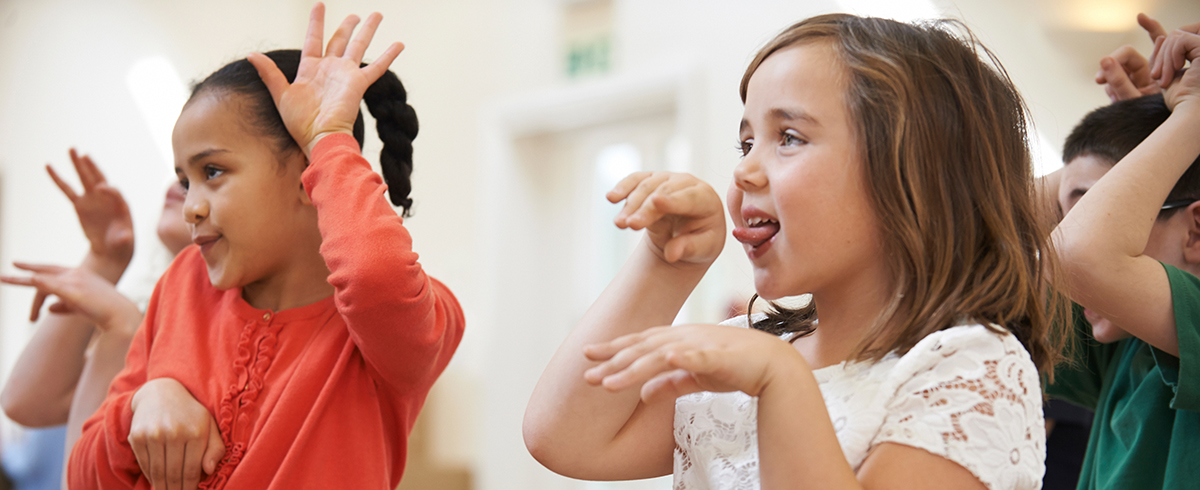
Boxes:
[741,14,1068,372]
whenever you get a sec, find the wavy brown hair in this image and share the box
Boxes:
[741,14,1069,373]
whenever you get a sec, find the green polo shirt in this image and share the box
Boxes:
[1047,263,1200,489]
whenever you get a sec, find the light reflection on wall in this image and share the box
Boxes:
[125,56,188,168]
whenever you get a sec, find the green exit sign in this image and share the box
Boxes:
[566,36,611,79]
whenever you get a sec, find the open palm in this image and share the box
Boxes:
[247,2,403,155]
[49,149,134,266]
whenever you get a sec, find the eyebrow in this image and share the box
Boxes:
[176,148,230,172]
[770,108,819,125]
[740,107,821,133]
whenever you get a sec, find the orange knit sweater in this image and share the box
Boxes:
[68,133,465,489]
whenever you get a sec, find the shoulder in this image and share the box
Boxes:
[875,324,1045,490]
[887,324,1041,415]
[1164,263,1200,330]
[893,324,1034,379]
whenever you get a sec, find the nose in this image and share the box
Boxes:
[733,148,767,192]
[182,186,209,225]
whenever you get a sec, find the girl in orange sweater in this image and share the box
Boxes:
[60,4,464,489]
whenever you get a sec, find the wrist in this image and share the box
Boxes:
[759,342,812,397]
[304,131,354,158]
[131,378,179,412]
[81,252,129,284]
[99,300,142,338]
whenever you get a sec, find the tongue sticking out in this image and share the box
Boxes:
[732,222,780,247]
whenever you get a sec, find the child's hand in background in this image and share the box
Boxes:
[247,2,403,156]
[48,149,134,280]
[129,378,225,490]
[0,262,139,332]
[607,171,726,265]
[1151,26,1200,111]
[583,324,803,404]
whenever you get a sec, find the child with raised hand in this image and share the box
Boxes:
[64,4,464,489]
[525,14,1064,490]
[1048,26,1200,490]
[2,153,191,478]
[2,150,140,431]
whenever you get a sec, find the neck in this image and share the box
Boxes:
[242,248,333,312]
[794,257,894,369]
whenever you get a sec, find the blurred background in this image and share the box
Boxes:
[1,0,1198,489]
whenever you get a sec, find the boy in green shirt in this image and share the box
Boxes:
[1049,28,1200,489]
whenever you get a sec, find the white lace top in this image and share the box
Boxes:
[673,318,1045,490]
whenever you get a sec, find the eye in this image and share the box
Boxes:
[737,138,754,157]
[176,175,189,191]
[781,130,806,147]
[203,164,224,180]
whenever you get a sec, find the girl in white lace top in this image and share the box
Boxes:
[525,14,1067,490]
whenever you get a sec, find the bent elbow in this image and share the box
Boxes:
[1,390,67,427]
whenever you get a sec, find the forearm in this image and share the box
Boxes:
[303,134,464,389]
[1057,104,1200,262]
[65,322,137,462]
[1054,104,1200,353]
[67,391,141,490]
[524,238,708,475]
[757,352,860,490]
[1,313,93,426]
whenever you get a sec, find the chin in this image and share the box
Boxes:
[205,265,239,291]
[753,275,797,302]
[1089,318,1132,344]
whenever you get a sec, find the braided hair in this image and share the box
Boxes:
[189,49,418,215]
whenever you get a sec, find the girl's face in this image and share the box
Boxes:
[729,42,884,300]
[171,92,319,291]
[156,182,191,256]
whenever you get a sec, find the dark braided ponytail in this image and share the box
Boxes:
[190,49,418,216]
[360,66,418,214]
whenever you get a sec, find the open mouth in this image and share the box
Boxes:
[733,216,780,248]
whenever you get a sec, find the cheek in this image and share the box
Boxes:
[726,183,743,222]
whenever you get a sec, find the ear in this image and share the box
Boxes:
[299,181,313,206]
[1182,202,1200,265]
[286,152,314,206]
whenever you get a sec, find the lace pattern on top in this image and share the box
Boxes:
[673,321,1045,490]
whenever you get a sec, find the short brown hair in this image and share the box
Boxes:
[744,14,1068,372]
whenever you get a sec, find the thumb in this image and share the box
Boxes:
[47,301,76,315]
[246,52,290,106]
[662,234,696,264]
[202,419,226,475]
[641,369,703,404]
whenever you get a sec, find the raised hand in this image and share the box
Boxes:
[607,171,726,265]
[1147,18,1200,90]
[0,262,140,329]
[246,2,403,156]
[1094,15,1200,102]
[1096,45,1159,102]
[129,378,225,490]
[1150,26,1200,110]
[49,149,134,275]
[583,324,800,404]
